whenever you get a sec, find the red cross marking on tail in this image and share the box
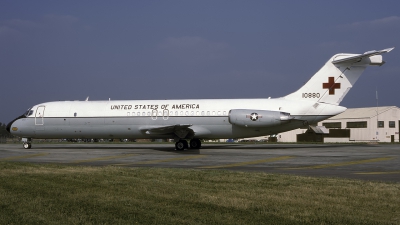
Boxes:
[323,77,341,95]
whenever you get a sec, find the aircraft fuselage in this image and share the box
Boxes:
[9,98,344,140]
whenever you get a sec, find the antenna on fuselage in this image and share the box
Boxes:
[85,96,89,101]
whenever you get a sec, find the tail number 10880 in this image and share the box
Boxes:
[302,93,320,98]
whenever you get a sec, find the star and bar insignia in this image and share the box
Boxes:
[246,113,262,121]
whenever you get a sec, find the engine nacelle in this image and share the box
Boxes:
[228,109,293,128]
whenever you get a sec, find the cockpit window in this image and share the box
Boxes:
[25,108,34,117]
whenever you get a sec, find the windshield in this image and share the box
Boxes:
[24,108,34,117]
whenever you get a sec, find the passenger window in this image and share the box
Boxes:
[185,111,189,116]
[191,111,194,115]
[142,112,145,116]
[212,111,215,115]
[218,111,221,115]
[147,112,150,116]
[207,111,210,116]
[180,111,183,116]
[175,111,178,116]
[196,111,200,116]
[127,112,130,116]
[201,111,205,116]
[223,111,226,115]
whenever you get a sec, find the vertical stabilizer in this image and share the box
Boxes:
[284,48,394,105]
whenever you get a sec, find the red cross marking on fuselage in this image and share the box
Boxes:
[322,77,341,95]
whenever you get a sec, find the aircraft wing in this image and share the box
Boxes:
[140,124,193,138]
[332,47,394,65]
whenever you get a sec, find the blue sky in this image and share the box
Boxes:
[1,1,399,123]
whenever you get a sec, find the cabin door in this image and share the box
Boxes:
[35,106,45,125]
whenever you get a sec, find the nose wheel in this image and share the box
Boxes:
[22,138,32,149]
[23,142,32,149]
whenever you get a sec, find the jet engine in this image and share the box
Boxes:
[228,109,293,128]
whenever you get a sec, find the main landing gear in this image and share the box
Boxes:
[175,138,202,151]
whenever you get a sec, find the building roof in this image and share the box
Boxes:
[327,106,398,120]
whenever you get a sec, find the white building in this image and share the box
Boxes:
[278,106,400,143]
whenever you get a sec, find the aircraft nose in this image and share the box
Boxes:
[6,121,13,133]
[6,114,26,134]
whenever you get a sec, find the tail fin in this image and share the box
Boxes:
[284,48,394,105]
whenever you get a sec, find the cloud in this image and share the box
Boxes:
[370,16,400,25]
[161,36,227,50]
[0,19,44,38]
[0,25,18,37]
[41,14,79,29]
[158,36,230,66]
[318,41,352,48]
[340,16,400,29]
[1,19,44,30]
[0,14,79,38]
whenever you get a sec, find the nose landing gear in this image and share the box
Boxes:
[175,138,201,151]
[23,142,32,149]
[22,138,32,149]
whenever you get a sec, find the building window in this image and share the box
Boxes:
[322,122,341,129]
[347,121,367,128]
[377,121,384,128]
[389,121,395,128]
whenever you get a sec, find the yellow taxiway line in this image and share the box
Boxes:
[71,154,137,163]
[354,171,400,175]
[1,153,49,161]
[134,155,206,165]
[198,156,294,169]
[116,155,207,166]
[285,157,395,170]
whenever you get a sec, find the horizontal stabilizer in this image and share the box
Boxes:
[332,47,394,65]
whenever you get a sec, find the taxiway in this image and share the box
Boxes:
[1,143,399,182]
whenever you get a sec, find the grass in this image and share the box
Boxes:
[0,162,399,224]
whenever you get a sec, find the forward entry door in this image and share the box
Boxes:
[35,106,45,125]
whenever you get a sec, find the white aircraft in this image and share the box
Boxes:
[7,48,394,150]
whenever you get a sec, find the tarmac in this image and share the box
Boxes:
[1,143,399,182]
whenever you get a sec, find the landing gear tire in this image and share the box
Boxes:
[175,140,188,151]
[190,139,202,149]
[23,142,31,149]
